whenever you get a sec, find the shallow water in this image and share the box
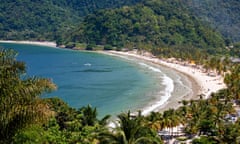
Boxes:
[0,43,192,117]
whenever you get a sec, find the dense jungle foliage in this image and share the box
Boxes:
[1,0,240,46]
[60,0,226,58]
[184,0,240,42]
[0,0,143,40]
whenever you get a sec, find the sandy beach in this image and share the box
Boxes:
[0,40,57,47]
[99,50,226,113]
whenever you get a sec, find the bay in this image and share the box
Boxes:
[0,43,167,117]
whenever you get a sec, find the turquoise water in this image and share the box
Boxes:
[0,43,167,117]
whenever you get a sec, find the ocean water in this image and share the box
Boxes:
[0,43,192,118]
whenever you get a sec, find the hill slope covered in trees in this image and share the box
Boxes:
[0,0,239,49]
[0,0,143,40]
[61,0,226,58]
[184,0,240,42]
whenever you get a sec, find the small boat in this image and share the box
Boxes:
[84,63,91,66]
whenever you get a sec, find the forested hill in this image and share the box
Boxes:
[61,0,226,57]
[1,0,239,47]
[0,0,78,40]
[51,0,144,17]
[184,0,240,42]
[0,0,143,40]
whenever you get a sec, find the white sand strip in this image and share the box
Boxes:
[0,40,57,47]
[101,50,226,99]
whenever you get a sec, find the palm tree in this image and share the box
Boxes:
[99,111,162,144]
[146,112,164,131]
[162,109,182,136]
[79,105,98,126]
[184,99,201,135]
[221,57,231,76]
[0,49,56,143]
[79,104,111,127]
[224,65,240,103]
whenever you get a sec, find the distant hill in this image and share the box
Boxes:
[51,0,144,17]
[184,0,240,42]
[0,0,143,40]
[0,0,239,45]
[0,0,78,40]
[62,0,226,57]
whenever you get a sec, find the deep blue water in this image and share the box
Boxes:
[0,43,162,117]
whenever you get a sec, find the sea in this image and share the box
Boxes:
[0,43,193,118]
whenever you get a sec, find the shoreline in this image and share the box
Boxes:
[99,50,226,113]
[0,40,226,114]
[0,40,57,47]
[99,51,200,114]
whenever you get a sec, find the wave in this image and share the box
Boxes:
[138,62,174,115]
[175,74,192,95]
[139,62,162,73]
[73,69,112,73]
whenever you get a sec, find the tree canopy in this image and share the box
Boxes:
[61,0,226,58]
[184,0,240,42]
[1,0,240,46]
[0,0,143,40]
[0,48,56,143]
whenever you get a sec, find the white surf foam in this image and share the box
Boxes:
[142,74,174,115]
[138,62,174,115]
[139,62,162,73]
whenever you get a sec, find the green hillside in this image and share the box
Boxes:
[0,0,143,40]
[184,0,240,42]
[0,0,239,55]
[62,0,226,58]
[51,0,144,16]
[0,0,78,40]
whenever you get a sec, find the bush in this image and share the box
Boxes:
[65,42,76,49]
[192,136,218,144]
[104,45,113,50]
[86,44,95,50]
